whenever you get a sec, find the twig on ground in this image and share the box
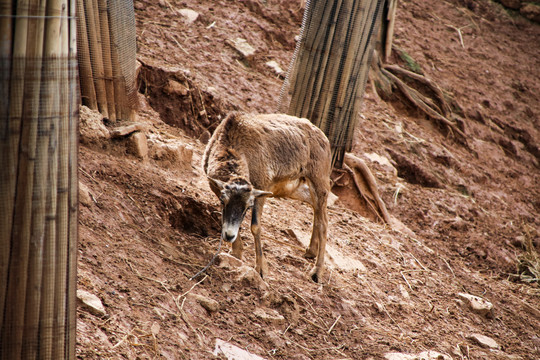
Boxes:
[290,288,328,328]
[401,271,414,291]
[445,24,470,48]
[442,257,456,278]
[327,315,341,334]
[178,274,208,301]
[123,259,170,289]
[79,168,99,183]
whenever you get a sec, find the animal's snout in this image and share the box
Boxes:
[223,229,237,243]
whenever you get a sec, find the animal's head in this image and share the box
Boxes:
[208,177,272,243]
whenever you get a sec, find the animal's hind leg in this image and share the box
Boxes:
[304,213,319,260]
[251,197,268,278]
[305,178,329,282]
[309,195,328,283]
[287,182,319,260]
[302,181,321,260]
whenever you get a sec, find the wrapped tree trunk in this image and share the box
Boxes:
[286,0,391,225]
[288,0,385,168]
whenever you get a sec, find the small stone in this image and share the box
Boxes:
[385,351,451,360]
[110,123,147,138]
[327,192,339,207]
[364,152,398,177]
[253,307,285,325]
[457,293,493,317]
[77,290,106,317]
[79,182,93,207]
[164,79,189,96]
[152,142,193,170]
[128,132,149,159]
[79,105,110,144]
[235,265,268,291]
[199,130,211,144]
[416,351,452,360]
[188,293,220,312]
[178,9,199,24]
[521,3,540,23]
[214,338,266,360]
[228,38,256,60]
[216,253,243,269]
[384,353,414,360]
[265,60,285,78]
[499,0,521,10]
[150,322,160,336]
[467,333,500,349]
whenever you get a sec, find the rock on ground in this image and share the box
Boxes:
[77,289,106,317]
[214,338,267,360]
[467,333,500,350]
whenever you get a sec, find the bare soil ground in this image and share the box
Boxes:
[77,0,540,359]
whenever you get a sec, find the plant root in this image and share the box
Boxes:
[342,153,391,225]
[380,66,468,146]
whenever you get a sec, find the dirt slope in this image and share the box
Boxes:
[77,0,540,359]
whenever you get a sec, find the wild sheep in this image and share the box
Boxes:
[202,113,332,282]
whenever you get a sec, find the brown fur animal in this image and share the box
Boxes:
[203,113,332,282]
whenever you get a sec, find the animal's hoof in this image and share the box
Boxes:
[303,248,316,259]
[255,261,268,279]
[309,266,323,283]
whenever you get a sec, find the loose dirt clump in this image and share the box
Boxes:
[138,60,231,141]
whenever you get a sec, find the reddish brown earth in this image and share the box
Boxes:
[76,0,540,359]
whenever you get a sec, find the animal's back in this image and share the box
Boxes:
[204,113,331,190]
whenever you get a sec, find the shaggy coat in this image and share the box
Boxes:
[203,113,332,282]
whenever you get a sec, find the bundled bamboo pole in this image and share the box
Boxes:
[1,0,78,357]
[0,0,12,114]
[384,0,398,62]
[76,0,97,109]
[22,0,50,356]
[0,0,20,334]
[84,0,109,118]
[110,32,126,120]
[98,0,116,122]
[65,1,79,357]
[38,0,66,358]
[51,1,70,357]
[108,2,132,122]
[2,0,46,357]
[289,0,336,119]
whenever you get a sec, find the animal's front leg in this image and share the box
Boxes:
[231,236,243,259]
[251,198,268,278]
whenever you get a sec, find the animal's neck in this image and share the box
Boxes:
[212,148,249,182]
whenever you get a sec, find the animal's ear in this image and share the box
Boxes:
[208,177,226,191]
[252,189,273,198]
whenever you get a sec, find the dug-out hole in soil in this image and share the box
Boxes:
[138,60,230,141]
[386,148,442,188]
[167,195,221,237]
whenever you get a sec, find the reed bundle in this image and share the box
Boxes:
[288,0,384,167]
[0,0,78,358]
[76,0,137,121]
